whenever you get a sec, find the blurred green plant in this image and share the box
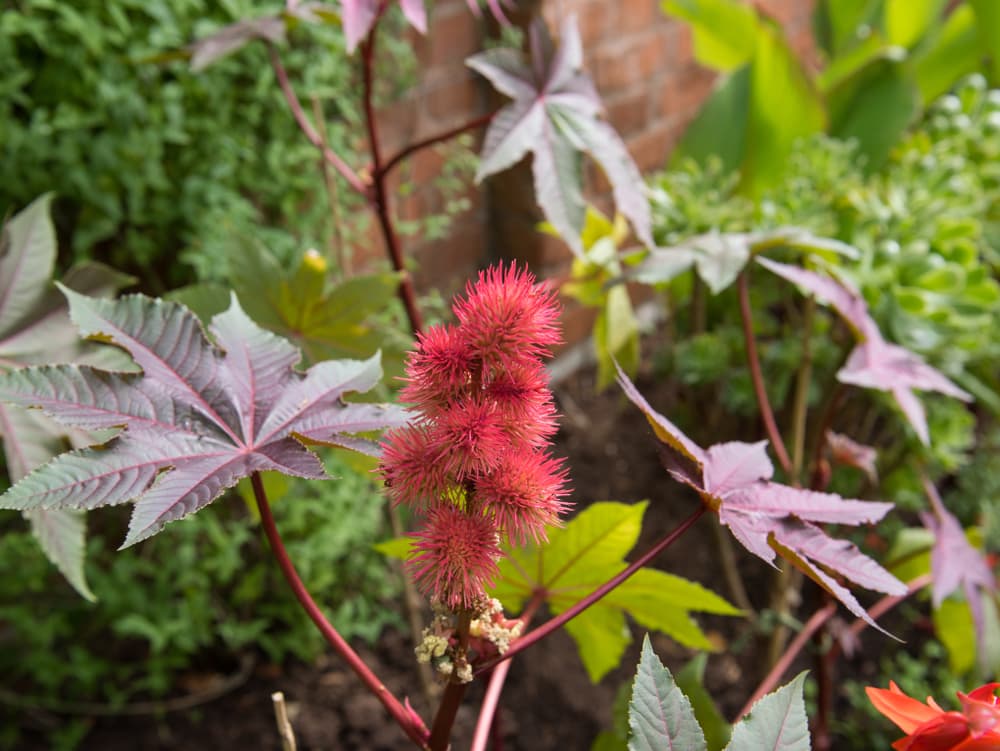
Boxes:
[0,451,399,746]
[665,0,1000,193]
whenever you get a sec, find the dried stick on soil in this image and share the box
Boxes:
[271,691,297,751]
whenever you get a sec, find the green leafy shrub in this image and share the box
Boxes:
[0,452,399,709]
[0,1,374,288]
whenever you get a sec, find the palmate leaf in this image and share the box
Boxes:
[490,501,740,682]
[627,638,811,751]
[629,635,707,751]
[616,365,906,633]
[920,477,997,672]
[0,195,133,600]
[757,256,972,444]
[468,16,653,258]
[0,291,408,548]
[169,244,409,376]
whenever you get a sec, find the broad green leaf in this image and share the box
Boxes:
[0,193,56,335]
[831,63,918,169]
[913,5,979,104]
[675,654,731,751]
[970,0,1000,80]
[491,501,739,682]
[933,596,977,674]
[373,535,415,560]
[725,672,811,751]
[565,602,632,683]
[628,635,707,751]
[24,507,93,601]
[595,285,639,390]
[742,21,825,196]
[884,0,946,49]
[662,0,757,71]
[817,0,882,55]
[817,33,902,94]
[672,66,750,173]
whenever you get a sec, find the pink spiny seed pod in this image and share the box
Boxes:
[399,324,473,413]
[407,505,502,611]
[428,396,509,478]
[483,361,559,447]
[380,425,450,507]
[475,449,570,546]
[453,263,561,365]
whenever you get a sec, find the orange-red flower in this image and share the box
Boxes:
[866,680,1000,750]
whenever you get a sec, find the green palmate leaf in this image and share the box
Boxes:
[469,17,653,257]
[884,0,946,49]
[816,0,881,56]
[0,196,133,600]
[741,20,825,196]
[672,67,750,173]
[970,0,1000,80]
[725,672,811,751]
[628,635,707,751]
[0,290,407,547]
[170,243,408,374]
[913,5,980,104]
[675,654,731,751]
[490,501,740,682]
[661,0,757,71]
[832,63,919,169]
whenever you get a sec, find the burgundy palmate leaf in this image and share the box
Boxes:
[826,430,878,484]
[341,0,380,52]
[0,291,407,547]
[399,0,427,32]
[465,0,514,25]
[757,256,971,445]
[189,16,287,71]
[616,365,905,630]
[468,16,653,257]
[920,476,996,654]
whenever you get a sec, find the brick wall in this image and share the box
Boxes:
[376,0,816,338]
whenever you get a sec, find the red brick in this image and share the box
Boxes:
[425,74,481,124]
[412,214,487,292]
[605,89,650,137]
[618,0,662,35]
[593,31,665,92]
[577,0,618,47]
[625,120,681,172]
[423,5,482,67]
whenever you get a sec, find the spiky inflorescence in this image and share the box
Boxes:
[380,262,570,614]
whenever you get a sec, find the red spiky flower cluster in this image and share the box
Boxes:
[380,263,570,612]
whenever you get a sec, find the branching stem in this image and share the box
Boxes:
[382,113,495,177]
[477,505,707,673]
[251,472,429,749]
[737,270,792,476]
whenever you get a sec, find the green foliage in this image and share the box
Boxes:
[626,636,810,751]
[490,501,741,682]
[0,0,383,287]
[169,240,412,377]
[668,0,1000,189]
[0,453,399,713]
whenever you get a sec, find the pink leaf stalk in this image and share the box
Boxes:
[381,263,569,613]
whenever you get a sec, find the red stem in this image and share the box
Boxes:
[470,592,546,751]
[736,602,837,721]
[737,572,934,721]
[359,32,424,335]
[738,270,793,476]
[381,112,496,177]
[267,44,369,197]
[250,473,429,749]
[477,505,707,673]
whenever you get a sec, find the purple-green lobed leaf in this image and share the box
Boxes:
[757,256,971,444]
[616,364,905,633]
[0,291,408,548]
[468,16,653,256]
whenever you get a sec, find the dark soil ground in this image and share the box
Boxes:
[9,367,892,750]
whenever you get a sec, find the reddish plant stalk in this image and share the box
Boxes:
[737,601,837,721]
[251,472,430,749]
[478,505,707,673]
[737,270,793,476]
[381,112,496,176]
[739,572,934,722]
[360,33,424,335]
[428,610,474,751]
[470,592,546,751]
[267,44,369,196]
